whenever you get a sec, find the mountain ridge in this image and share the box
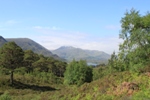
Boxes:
[0,36,62,60]
[0,36,7,47]
[52,46,110,64]
[6,38,62,60]
[0,36,110,63]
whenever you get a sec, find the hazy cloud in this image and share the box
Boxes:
[33,26,61,31]
[51,26,61,30]
[5,20,19,26]
[105,25,121,30]
[32,26,122,54]
[33,26,43,29]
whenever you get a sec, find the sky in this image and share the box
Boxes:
[0,0,150,54]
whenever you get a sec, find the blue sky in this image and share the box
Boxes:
[0,0,149,54]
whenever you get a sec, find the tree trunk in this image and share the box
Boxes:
[10,70,14,85]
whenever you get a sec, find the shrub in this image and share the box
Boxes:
[64,60,93,86]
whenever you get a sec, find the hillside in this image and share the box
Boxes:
[52,46,110,64]
[0,70,149,100]
[6,38,61,60]
[0,36,7,47]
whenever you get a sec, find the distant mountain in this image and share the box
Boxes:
[6,38,61,60]
[0,36,7,47]
[52,46,110,64]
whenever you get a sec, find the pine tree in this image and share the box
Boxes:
[0,42,24,85]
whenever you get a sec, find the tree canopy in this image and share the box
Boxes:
[64,60,93,86]
[108,9,150,72]
[0,42,24,84]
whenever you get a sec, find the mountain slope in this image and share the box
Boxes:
[52,46,110,64]
[6,38,61,60]
[0,36,7,47]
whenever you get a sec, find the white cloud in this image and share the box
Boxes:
[51,26,61,30]
[0,20,20,31]
[81,37,122,54]
[33,26,43,29]
[33,26,61,31]
[32,26,122,54]
[5,20,19,26]
[105,25,121,30]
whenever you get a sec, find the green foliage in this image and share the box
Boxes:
[32,55,67,77]
[64,60,93,86]
[23,50,40,73]
[0,75,10,87]
[0,67,10,75]
[93,66,110,80]
[15,67,28,75]
[0,42,24,70]
[132,89,150,99]
[0,41,66,85]
[29,71,62,84]
[118,9,150,71]
[32,55,48,72]
[107,9,150,72]
[0,92,12,100]
[108,52,120,72]
[50,61,67,77]
[0,42,24,85]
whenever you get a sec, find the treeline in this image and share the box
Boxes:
[0,42,66,85]
[0,42,93,86]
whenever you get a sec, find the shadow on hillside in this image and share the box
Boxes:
[12,80,57,92]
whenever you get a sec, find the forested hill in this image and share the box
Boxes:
[52,46,110,64]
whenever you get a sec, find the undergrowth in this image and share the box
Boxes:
[1,70,150,100]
